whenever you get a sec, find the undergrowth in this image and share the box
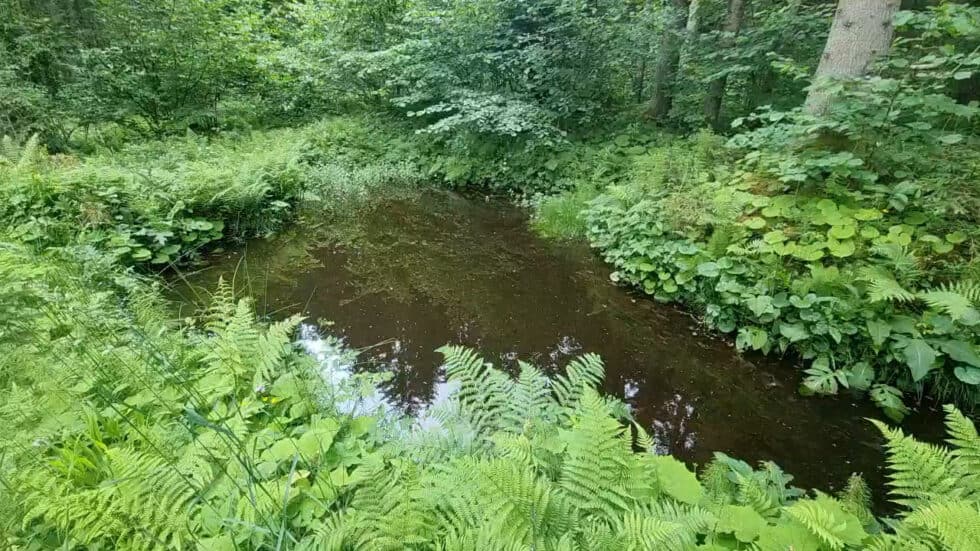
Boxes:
[533,8,980,418]
[1,239,978,549]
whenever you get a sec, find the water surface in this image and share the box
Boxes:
[172,191,943,495]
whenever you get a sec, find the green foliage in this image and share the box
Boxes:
[2,1,980,547]
[866,405,980,551]
[579,4,980,417]
[1,230,978,549]
[0,244,386,549]
[0,129,312,268]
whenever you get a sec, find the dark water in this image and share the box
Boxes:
[172,191,943,497]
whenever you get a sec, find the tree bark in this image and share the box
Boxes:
[686,0,701,33]
[804,0,901,115]
[647,0,690,120]
[703,0,747,130]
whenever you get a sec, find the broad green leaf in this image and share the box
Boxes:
[903,339,938,382]
[890,316,918,335]
[717,505,766,543]
[853,208,883,221]
[697,262,721,277]
[954,366,980,385]
[827,239,855,258]
[870,384,910,423]
[939,340,980,367]
[779,323,809,343]
[262,438,299,463]
[737,326,769,351]
[828,225,855,240]
[755,521,823,551]
[792,245,825,262]
[763,230,787,244]
[866,319,891,349]
[860,227,880,239]
[650,455,703,504]
[297,419,340,459]
[846,363,875,391]
[946,231,968,244]
[746,295,775,317]
[131,248,152,261]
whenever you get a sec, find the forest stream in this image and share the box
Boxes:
[172,190,944,498]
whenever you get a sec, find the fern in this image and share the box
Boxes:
[559,388,634,519]
[786,493,868,549]
[942,280,980,303]
[552,353,605,411]
[873,419,963,509]
[943,404,980,496]
[837,474,877,529]
[859,267,916,303]
[902,499,980,551]
[501,361,554,432]
[917,288,974,320]
[438,345,514,442]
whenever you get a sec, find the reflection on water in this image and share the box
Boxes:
[298,323,391,417]
[173,190,944,496]
[650,394,698,456]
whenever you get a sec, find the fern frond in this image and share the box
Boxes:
[873,420,962,510]
[559,388,633,520]
[837,474,877,528]
[917,288,974,320]
[733,471,781,518]
[553,353,604,411]
[859,267,916,303]
[786,493,868,550]
[14,133,41,173]
[501,361,554,432]
[943,280,980,303]
[620,511,691,551]
[438,345,513,440]
[943,404,980,495]
[253,313,303,388]
[903,499,980,551]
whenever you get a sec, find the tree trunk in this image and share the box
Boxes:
[804,0,901,115]
[647,0,690,120]
[703,0,747,130]
[686,0,701,33]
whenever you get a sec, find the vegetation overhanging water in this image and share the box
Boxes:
[3,0,980,548]
[173,191,945,496]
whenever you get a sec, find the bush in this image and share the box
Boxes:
[0,129,312,268]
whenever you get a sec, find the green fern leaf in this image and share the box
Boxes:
[873,419,963,509]
[859,267,916,303]
[943,404,980,495]
[903,499,980,551]
[786,493,868,549]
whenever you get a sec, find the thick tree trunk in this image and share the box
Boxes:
[703,0,747,130]
[647,0,690,120]
[804,0,901,115]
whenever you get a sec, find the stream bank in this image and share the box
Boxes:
[172,190,944,496]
